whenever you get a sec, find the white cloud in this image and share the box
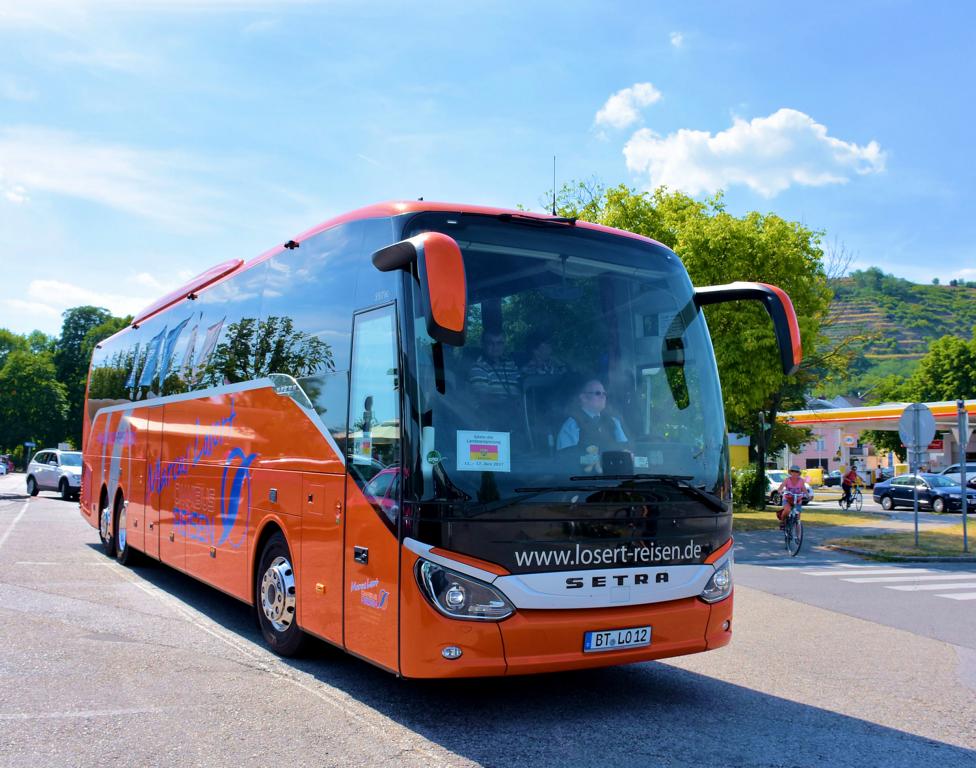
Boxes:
[624,108,886,197]
[0,126,225,229]
[0,298,62,319]
[25,279,158,319]
[2,183,28,203]
[594,83,662,130]
[670,32,683,48]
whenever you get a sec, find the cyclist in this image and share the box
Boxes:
[776,465,808,529]
[840,465,861,509]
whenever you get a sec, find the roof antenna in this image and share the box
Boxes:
[551,155,557,216]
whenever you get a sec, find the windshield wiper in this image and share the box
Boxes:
[496,212,578,227]
[570,473,726,512]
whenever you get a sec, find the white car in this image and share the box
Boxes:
[26,449,82,500]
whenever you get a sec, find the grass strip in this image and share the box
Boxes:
[825,525,974,558]
[733,506,885,532]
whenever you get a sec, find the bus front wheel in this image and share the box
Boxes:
[256,533,306,657]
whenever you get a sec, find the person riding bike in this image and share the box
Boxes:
[776,465,808,530]
[840,465,861,508]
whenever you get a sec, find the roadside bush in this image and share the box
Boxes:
[732,465,765,508]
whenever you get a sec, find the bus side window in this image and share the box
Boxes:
[348,306,401,519]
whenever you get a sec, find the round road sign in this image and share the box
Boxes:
[898,403,936,450]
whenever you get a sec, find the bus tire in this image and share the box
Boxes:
[256,532,305,656]
[99,492,115,557]
[114,497,137,566]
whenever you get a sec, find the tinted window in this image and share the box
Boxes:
[348,306,401,520]
[194,263,268,389]
[260,224,362,376]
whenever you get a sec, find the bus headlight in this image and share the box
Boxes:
[416,560,515,621]
[700,558,733,604]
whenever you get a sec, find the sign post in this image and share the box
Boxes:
[959,400,971,554]
[898,404,936,549]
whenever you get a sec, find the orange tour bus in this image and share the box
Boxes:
[81,201,801,678]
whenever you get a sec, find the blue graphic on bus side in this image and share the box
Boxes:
[218,447,257,548]
[148,399,238,495]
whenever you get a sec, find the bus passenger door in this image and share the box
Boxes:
[299,472,345,645]
[343,305,401,672]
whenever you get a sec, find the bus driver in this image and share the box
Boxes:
[556,378,628,472]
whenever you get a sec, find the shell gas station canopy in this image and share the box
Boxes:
[779,399,976,469]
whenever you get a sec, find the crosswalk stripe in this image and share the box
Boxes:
[842,574,976,584]
[886,582,976,591]
[937,592,976,600]
[803,568,931,577]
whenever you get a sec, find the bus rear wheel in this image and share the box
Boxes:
[256,533,305,656]
[99,495,115,557]
[114,498,137,566]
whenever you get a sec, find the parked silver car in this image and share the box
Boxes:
[26,449,82,500]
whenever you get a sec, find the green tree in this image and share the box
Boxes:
[81,315,132,368]
[0,350,69,455]
[902,334,976,402]
[54,306,113,446]
[26,331,56,355]
[0,329,28,368]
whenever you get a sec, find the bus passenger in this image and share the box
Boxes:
[468,331,521,403]
[468,331,522,431]
[556,378,628,471]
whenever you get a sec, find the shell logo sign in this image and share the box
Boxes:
[842,434,858,447]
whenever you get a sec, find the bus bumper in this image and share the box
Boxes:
[399,549,733,678]
[500,593,731,676]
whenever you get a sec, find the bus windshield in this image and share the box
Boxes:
[401,213,729,568]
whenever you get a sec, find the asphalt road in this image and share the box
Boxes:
[1,474,974,768]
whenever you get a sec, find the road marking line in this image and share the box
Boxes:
[842,574,976,584]
[0,500,29,552]
[887,582,976,591]
[803,568,932,577]
[937,592,976,600]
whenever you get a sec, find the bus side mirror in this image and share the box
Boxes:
[693,281,802,375]
[371,232,467,346]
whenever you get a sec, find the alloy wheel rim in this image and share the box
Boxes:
[260,556,296,632]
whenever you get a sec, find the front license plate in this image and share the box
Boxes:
[583,625,651,653]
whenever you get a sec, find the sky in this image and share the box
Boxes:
[1,0,974,336]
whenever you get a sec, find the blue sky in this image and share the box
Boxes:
[1,0,973,336]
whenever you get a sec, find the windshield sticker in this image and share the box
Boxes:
[633,455,649,469]
[352,434,372,464]
[457,430,511,472]
[425,450,442,465]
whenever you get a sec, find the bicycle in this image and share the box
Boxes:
[837,486,863,512]
[782,490,805,557]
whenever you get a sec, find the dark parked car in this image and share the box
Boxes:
[823,470,842,487]
[872,473,976,513]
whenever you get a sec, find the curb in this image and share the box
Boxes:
[823,544,976,563]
